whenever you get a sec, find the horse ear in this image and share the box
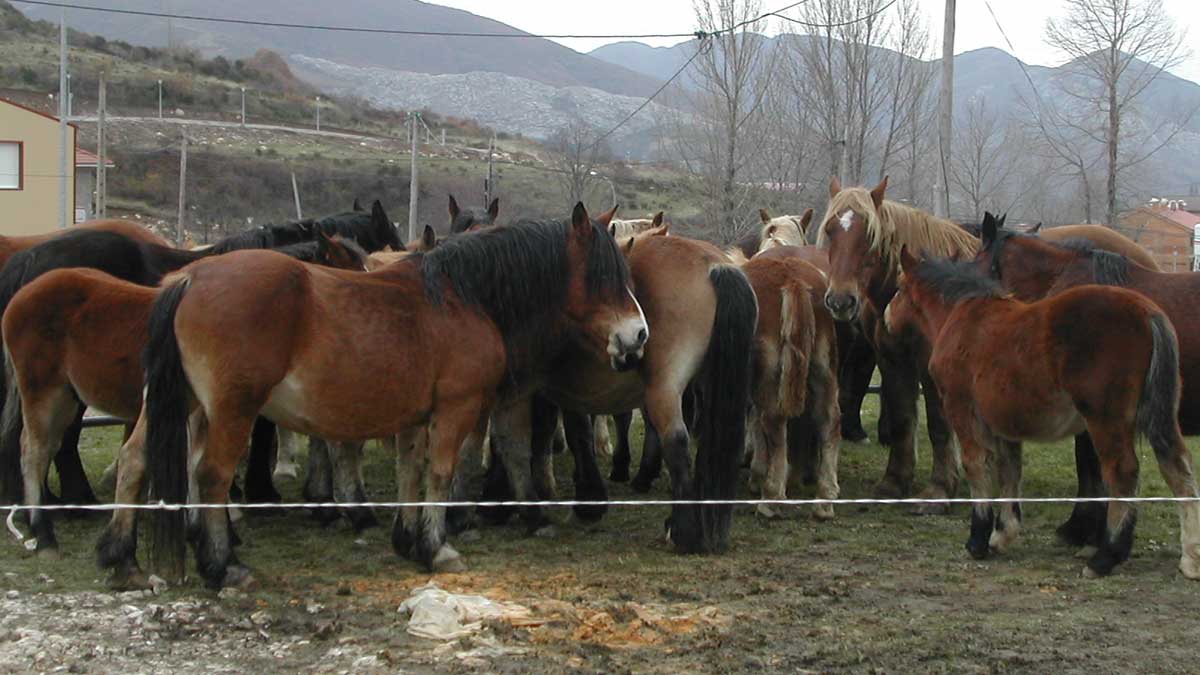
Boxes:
[799,208,814,235]
[653,222,670,237]
[352,198,363,212]
[609,222,618,238]
[829,176,842,199]
[625,235,636,255]
[869,176,889,209]
[765,224,777,238]
[652,211,664,228]
[571,202,591,235]
[422,224,437,250]
[1031,221,1043,233]
[759,208,771,224]
[596,204,619,227]
[448,195,460,222]
[981,212,998,247]
[371,200,387,226]
[487,197,500,222]
[998,213,1007,229]
[899,245,919,275]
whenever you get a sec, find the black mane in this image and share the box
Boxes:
[914,256,1005,302]
[420,219,629,332]
[208,202,398,255]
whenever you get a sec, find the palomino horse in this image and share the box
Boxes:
[515,227,757,554]
[0,236,370,565]
[131,204,646,588]
[740,248,841,520]
[973,213,1199,549]
[885,248,1200,579]
[755,208,813,252]
[609,212,665,239]
[819,176,977,510]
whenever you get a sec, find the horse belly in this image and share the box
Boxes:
[260,367,429,442]
[985,391,1085,443]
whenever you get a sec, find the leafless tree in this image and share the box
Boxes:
[547,118,611,206]
[949,97,1026,220]
[1044,0,1192,226]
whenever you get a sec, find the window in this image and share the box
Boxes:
[0,141,21,190]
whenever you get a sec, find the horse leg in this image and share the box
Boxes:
[564,408,608,522]
[530,395,558,500]
[191,411,259,590]
[476,434,515,526]
[644,385,704,553]
[329,441,377,532]
[551,417,567,455]
[989,441,1023,554]
[388,429,424,561]
[631,413,663,493]
[97,423,134,496]
[609,411,634,483]
[1056,433,1107,548]
[447,427,484,535]
[417,401,488,573]
[750,411,789,520]
[873,344,918,499]
[1084,423,1139,578]
[593,416,613,460]
[809,352,842,521]
[97,412,151,590]
[244,417,281,504]
[303,436,338,525]
[1144,427,1200,580]
[490,399,554,535]
[838,328,874,443]
[273,426,303,480]
[20,392,81,558]
[913,374,961,515]
[53,409,99,513]
[960,434,996,561]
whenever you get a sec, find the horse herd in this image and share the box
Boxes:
[2,176,1199,592]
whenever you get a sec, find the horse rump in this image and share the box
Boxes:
[689,265,757,553]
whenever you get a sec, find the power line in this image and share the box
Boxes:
[770,0,899,29]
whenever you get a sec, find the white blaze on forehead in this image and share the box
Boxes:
[839,210,854,232]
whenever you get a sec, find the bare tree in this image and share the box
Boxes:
[949,97,1023,220]
[547,118,610,206]
[1044,0,1191,226]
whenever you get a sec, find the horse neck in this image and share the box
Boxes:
[1010,242,1078,299]
[866,257,900,310]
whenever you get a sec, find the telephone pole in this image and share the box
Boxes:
[484,134,495,206]
[97,74,107,218]
[408,112,419,241]
[58,10,68,228]
[177,130,188,246]
[935,0,956,219]
[291,171,303,220]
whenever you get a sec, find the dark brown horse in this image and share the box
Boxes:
[974,213,1197,547]
[886,248,1200,579]
[0,235,370,568]
[740,249,841,519]
[448,195,499,233]
[130,204,646,588]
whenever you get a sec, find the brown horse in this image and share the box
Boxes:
[131,204,645,588]
[448,195,500,233]
[0,219,168,269]
[886,248,1200,579]
[0,236,370,565]
[740,249,841,520]
[975,213,1198,547]
[818,176,977,509]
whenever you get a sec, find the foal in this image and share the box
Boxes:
[886,248,1200,579]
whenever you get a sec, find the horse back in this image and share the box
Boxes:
[1041,224,1160,271]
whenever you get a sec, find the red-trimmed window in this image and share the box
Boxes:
[0,141,21,190]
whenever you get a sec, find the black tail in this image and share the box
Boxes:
[694,265,757,552]
[144,278,194,582]
[0,348,24,504]
[0,253,34,499]
[1137,314,1182,461]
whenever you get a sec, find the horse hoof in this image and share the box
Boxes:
[432,546,466,574]
[109,568,151,592]
[871,478,909,500]
[223,565,259,591]
[1081,565,1103,579]
[911,501,950,516]
[811,505,836,522]
[1074,545,1099,559]
[841,424,868,443]
[755,504,784,520]
[1179,555,1200,580]
[272,463,300,481]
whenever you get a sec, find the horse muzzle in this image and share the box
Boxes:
[609,323,648,372]
[823,290,861,322]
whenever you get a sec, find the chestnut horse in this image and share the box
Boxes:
[0,236,369,564]
[885,249,1200,579]
[819,176,977,510]
[740,249,841,520]
[974,214,1198,548]
[132,204,646,588]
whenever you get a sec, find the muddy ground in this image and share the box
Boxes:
[3,399,1199,674]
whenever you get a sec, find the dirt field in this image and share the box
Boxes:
[3,398,1200,674]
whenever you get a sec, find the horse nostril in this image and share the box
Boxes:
[637,327,648,344]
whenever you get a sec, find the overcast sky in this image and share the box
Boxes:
[436,0,1200,84]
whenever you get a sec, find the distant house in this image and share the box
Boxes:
[0,96,78,235]
[74,147,114,224]
[1116,202,1200,270]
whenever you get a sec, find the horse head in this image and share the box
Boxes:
[820,175,889,322]
[449,195,500,233]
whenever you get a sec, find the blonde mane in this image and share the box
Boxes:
[817,187,977,273]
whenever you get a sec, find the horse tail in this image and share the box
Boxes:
[0,347,24,504]
[0,252,34,475]
[144,277,194,582]
[778,281,814,416]
[694,264,757,552]
[1136,313,1183,462]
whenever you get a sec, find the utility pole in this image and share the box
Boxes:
[66,73,72,117]
[315,96,321,132]
[291,171,303,220]
[157,79,163,119]
[408,112,419,241]
[935,0,956,219]
[440,128,445,146]
[177,130,188,246]
[58,10,68,228]
[240,87,246,127]
[97,73,107,218]
[484,134,495,206]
